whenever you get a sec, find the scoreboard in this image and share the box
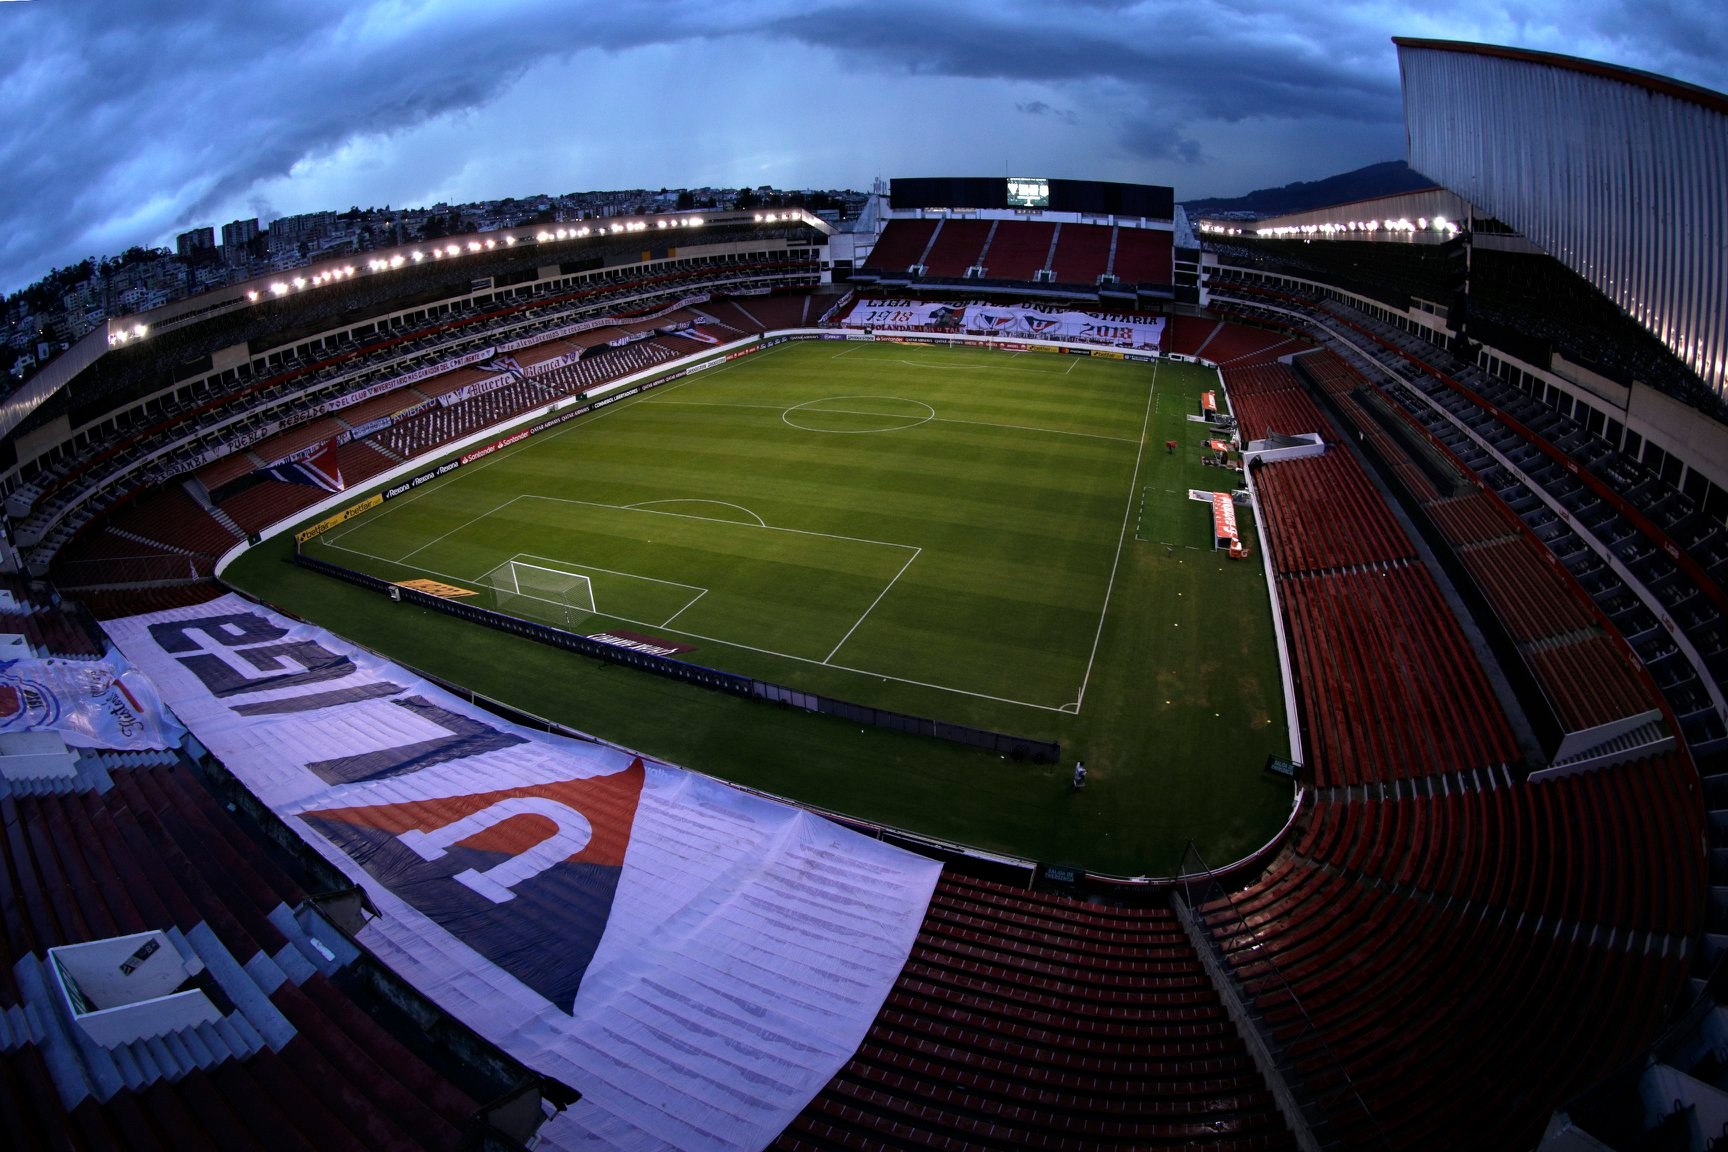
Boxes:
[890,176,1173,219]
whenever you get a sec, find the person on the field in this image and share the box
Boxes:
[1072,761,1087,790]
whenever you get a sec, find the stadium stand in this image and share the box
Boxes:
[244,417,345,468]
[1111,228,1175,289]
[861,219,939,276]
[976,220,1054,281]
[5,188,1717,1151]
[919,219,993,279]
[777,873,1296,1150]
[1047,223,1113,286]
[9,253,822,572]
[1222,364,1330,442]
[0,588,553,1150]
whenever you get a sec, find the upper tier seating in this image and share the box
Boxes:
[1111,228,1173,288]
[920,220,993,279]
[978,220,1055,281]
[1047,223,1112,286]
[862,220,939,274]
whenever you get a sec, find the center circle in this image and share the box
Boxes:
[781,395,936,434]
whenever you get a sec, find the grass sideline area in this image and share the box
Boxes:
[226,339,1293,874]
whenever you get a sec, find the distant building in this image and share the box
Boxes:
[267,211,339,255]
[174,227,215,259]
[219,218,260,263]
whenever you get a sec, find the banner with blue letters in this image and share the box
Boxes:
[104,594,939,1152]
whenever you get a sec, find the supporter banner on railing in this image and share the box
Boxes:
[843,300,1166,348]
[103,595,938,1152]
[181,415,294,470]
[522,349,580,377]
[341,398,437,444]
[496,294,712,354]
[0,650,183,750]
[437,355,523,408]
[325,346,498,412]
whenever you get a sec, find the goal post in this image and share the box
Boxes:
[481,558,596,624]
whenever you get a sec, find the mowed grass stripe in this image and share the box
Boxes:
[701,346,1146,440]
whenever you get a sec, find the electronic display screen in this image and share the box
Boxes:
[1006,177,1049,208]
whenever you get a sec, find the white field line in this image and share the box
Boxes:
[648,399,1139,444]
[659,588,709,629]
[1071,359,1160,714]
[824,547,920,665]
[396,496,523,563]
[321,537,1068,713]
[507,551,707,623]
[519,493,919,553]
[625,499,766,527]
[510,552,706,591]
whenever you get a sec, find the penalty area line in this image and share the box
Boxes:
[310,539,1068,714]
[824,547,920,665]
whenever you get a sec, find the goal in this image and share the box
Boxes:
[481,559,596,624]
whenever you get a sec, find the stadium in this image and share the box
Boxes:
[0,34,1723,1152]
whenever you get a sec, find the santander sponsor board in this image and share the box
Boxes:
[103,596,939,1152]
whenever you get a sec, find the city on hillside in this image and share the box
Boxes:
[0,185,866,385]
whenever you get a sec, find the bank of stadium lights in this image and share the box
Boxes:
[1255,216,1461,239]
[237,207,705,314]
[106,322,149,346]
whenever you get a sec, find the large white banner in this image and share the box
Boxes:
[843,299,1166,348]
[0,651,184,750]
[103,596,939,1152]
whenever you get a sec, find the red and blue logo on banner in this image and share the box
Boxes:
[303,760,645,1011]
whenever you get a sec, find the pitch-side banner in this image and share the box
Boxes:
[843,299,1165,348]
[103,595,939,1152]
[0,651,184,750]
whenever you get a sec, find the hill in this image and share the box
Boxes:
[1183,160,1437,218]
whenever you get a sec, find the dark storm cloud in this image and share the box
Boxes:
[764,1,1402,165]
[0,0,759,292]
[1,0,1724,295]
[769,2,1401,123]
[1016,101,1079,125]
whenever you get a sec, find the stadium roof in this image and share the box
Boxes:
[1392,37,1728,116]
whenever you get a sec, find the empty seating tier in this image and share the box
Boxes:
[1223,364,1330,441]
[0,761,485,1150]
[862,220,939,274]
[1204,749,1700,1149]
[979,220,1055,281]
[1111,228,1174,288]
[1047,223,1113,285]
[920,220,993,279]
[776,872,1297,1150]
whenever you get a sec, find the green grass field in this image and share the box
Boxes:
[227,339,1294,874]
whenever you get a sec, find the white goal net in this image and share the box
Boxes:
[481,559,596,625]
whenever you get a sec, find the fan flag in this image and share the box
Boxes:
[259,438,345,491]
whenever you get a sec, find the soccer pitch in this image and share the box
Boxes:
[239,339,1294,872]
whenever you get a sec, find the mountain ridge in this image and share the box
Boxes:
[1183,161,1438,218]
